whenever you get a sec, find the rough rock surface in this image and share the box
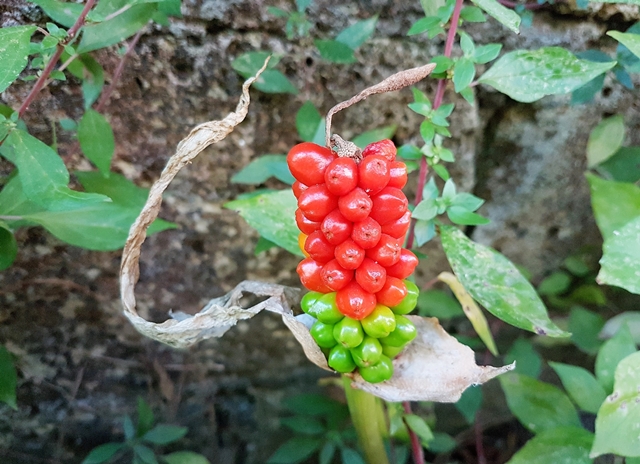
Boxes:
[1,0,638,462]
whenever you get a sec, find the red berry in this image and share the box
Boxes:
[376,277,408,307]
[355,258,387,293]
[321,210,353,245]
[338,187,372,222]
[385,249,419,279]
[287,142,336,186]
[358,155,390,195]
[334,239,365,270]
[336,281,377,320]
[388,161,408,189]
[297,258,332,293]
[298,184,339,222]
[325,158,358,196]
[366,234,402,267]
[381,211,411,239]
[362,139,396,162]
[321,259,354,291]
[292,181,308,199]
[304,230,336,263]
[352,217,382,250]
[370,187,408,225]
[295,209,321,235]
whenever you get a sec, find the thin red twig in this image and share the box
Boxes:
[403,402,425,464]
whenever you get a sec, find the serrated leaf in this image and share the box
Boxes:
[267,436,322,464]
[440,226,568,337]
[505,338,541,378]
[0,222,18,271]
[336,16,377,50]
[0,25,37,93]
[225,190,301,256]
[470,0,521,33]
[597,215,640,294]
[78,109,115,176]
[77,5,155,53]
[591,351,640,458]
[587,173,640,241]
[507,426,594,464]
[162,452,210,464]
[231,155,294,185]
[595,324,637,393]
[142,424,187,444]
[296,101,323,143]
[500,373,581,433]
[352,125,397,149]
[587,115,625,168]
[315,39,356,64]
[479,48,616,103]
[82,443,125,464]
[0,345,17,409]
[549,362,607,414]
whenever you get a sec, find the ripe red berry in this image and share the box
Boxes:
[336,281,377,320]
[385,249,419,279]
[292,181,309,199]
[355,258,387,293]
[321,209,353,245]
[321,259,354,291]
[380,211,411,239]
[295,209,321,235]
[370,187,408,225]
[298,184,339,222]
[387,161,408,189]
[376,276,408,307]
[366,234,402,267]
[338,187,373,222]
[334,239,365,270]
[287,142,336,186]
[304,230,336,263]
[352,217,382,249]
[324,157,358,196]
[362,139,396,162]
[358,155,390,195]
[297,258,332,293]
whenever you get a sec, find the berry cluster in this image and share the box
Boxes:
[288,140,420,383]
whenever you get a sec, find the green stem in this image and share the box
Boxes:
[342,375,390,464]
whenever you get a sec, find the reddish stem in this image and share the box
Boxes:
[403,401,425,464]
[17,0,96,119]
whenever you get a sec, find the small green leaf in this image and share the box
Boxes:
[417,289,464,319]
[124,415,136,440]
[225,190,301,256]
[470,0,521,33]
[254,69,298,94]
[451,192,484,211]
[315,39,356,64]
[0,345,17,409]
[569,306,604,355]
[143,424,187,444]
[82,443,125,464]
[78,109,115,176]
[600,312,640,344]
[454,385,482,424]
[414,219,436,246]
[500,373,581,433]
[430,55,454,73]
[280,416,325,435]
[505,338,542,379]
[597,215,640,295]
[404,414,434,443]
[78,5,155,53]
[460,6,486,22]
[267,436,322,464]
[397,144,422,161]
[571,74,605,105]
[340,448,365,464]
[335,16,378,50]
[28,0,83,28]
[595,324,637,393]
[318,442,336,464]
[412,198,438,221]
[587,173,640,241]
[231,52,278,77]
[296,101,323,143]
[0,25,37,93]
[598,147,640,183]
[163,452,210,464]
[479,48,616,103]
[407,16,441,36]
[608,31,640,60]
[507,426,594,464]
[134,444,158,464]
[459,32,475,57]
[59,118,77,131]
[80,54,105,109]
[0,222,18,271]
[587,115,625,168]
[440,226,568,337]
[549,362,607,414]
[254,236,277,255]
[351,125,397,149]
[75,171,152,208]
[591,351,640,458]
[137,397,155,437]
[446,206,489,225]
[231,155,294,185]
[538,271,571,296]
[474,44,502,64]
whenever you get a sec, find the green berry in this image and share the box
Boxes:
[390,280,419,315]
[358,355,393,383]
[361,304,396,338]
[380,315,417,347]
[350,336,383,368]
[333,317,364,348]
[310,321,337,348]
[381,343,405,359]
[314,292,345,324]
[328,344,357,373]
[301,291,323,316]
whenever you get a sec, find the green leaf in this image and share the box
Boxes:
[571,74,605,105]
[569,306,604,355]
[440,226,568,337]
[78,109,115,176]
[454,385,482,423]
[608,31,640,60]
[231,155,294,185]
[598,215,640,294]
[82,443,124,464]
[28,0,83,27]
[225,190,301,256]
[479,48,616,103]
[598,147,640,183]
[0,25,37,93]
[124,415,136,440]
[413,219,436,245]
[549,362,607,414]
[591,351,640,458]
[254,236,277,255]
[280,416,325,435]
[352,125,397,149]
[75,171,150,208]
[453,58,476,92]
[254,69,298,94]
[470,0,521,33]
[500,373,581,434]
[505,338,542,379]
[0,172,41,218]
[595,324,637,393]
[282,394,348,418]
[412,198,438,221]
[0,345,17,409]
[340,448,365,464]
[587,115,625,168]
[397,144,422,161]
[404,414,434,443]
[587,173,640,241]
[163,452,210,464]
[335,16,378,50]
[78,5,155,53]
[232,52,279,76]
[460,6,486,22]
[137,397,155,437]
[446,206,489,225]
[601,312,640,344]
[133,444,158,464]
[296,101,324,144]
[417,289,464,319]
[315,39,356,64]
[80,55,105,109]
[507,426,594,464]
[538,271,571,296]
[143,424,187,444]
[318,442,336,464]
[474,44,502,64]
[267,436,322,464]
[407,16,442,36]
[0,222,18,271]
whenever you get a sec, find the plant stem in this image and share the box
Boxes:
[17,0,96,119]
[403,401,425,464]
[342,375,390,464]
